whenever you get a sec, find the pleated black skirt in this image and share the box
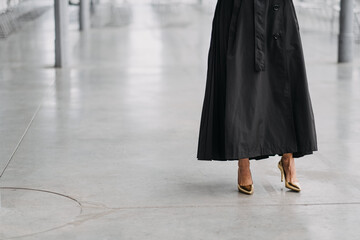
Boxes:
[197,0,318,161]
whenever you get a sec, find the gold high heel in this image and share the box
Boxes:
[278,159,301,192]
[237,183,254,195]
[237,166,254,195]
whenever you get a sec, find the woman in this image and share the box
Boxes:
[196,0,318,195]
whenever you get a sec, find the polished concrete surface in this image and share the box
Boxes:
[1,2,360,239]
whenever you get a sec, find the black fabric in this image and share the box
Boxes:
[197,0,318,161]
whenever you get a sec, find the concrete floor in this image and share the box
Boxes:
[1,2,360,240]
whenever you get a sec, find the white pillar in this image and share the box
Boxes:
[54,0,69,67]
[338,0,354,62]
[80,0,90,31]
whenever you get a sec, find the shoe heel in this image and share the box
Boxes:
[278,161,284,182]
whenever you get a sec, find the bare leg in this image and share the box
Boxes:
[238,158,253,186]
[280,153,298,183]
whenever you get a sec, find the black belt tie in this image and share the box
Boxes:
[228,0,267,72]
[254,0,266,72]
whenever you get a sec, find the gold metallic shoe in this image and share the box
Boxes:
[237,183,254,195]
[237,166,254,195]
[278,160,301,192]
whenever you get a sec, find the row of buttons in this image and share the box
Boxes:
[273,3,280,40]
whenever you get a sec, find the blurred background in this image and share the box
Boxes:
[0,0,359,40]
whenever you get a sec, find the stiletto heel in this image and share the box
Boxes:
[278,159,301,192]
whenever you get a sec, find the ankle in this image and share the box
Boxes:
[238,158,249,167]
[281,153,293,160]
[238,159,252,186]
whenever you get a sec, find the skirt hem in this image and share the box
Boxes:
[197,147,317,161]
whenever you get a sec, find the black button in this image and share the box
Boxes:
[273,4,280,11]
[273,33,280,40]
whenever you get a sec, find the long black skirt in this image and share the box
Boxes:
[197,0,318,161]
